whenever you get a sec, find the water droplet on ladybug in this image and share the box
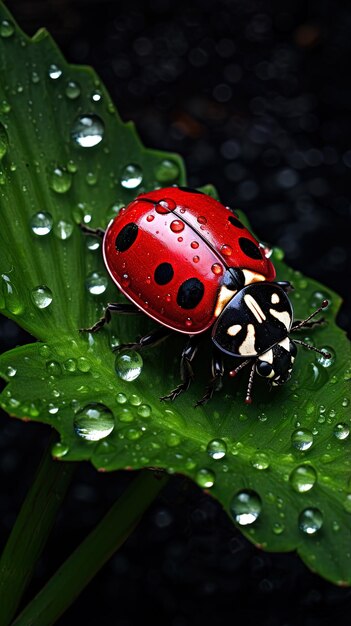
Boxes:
[191,241,199,249]
[177,236,183,242]
[211,263,223,275]
[197,216,207,225]
[121,274,130,288]
[146,275,151,285]
[193,255,200,263]
[146,214,154,222]
[155,198,176,214]
[221,244,232,256]
[170,220,184,233]
[165,294,172,303]
[179,208,185,214]
[71,114,104,148]
[259,242,273,258]
[185,317,192,327]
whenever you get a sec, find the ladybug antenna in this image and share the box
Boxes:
[229,358,251,378]
[291,339,331,359]
[229,359,256,404]
[291,299,329,331]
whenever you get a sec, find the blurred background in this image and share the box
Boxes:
[1,1,351,624]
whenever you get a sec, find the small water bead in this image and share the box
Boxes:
[74,402,114,441]
[137,404,152,418]
[342,397,350,408]
[230,489,262,526]
[77,357,91,373]
[221,244,232,256]
[39,344,51,359]
[118,407,134,422]
[0,19,14,37]
[48,403,59,414]
[196,468,215,488]
[6,366,16,377]
[51,442,69,458]
[0,100,11,114]
[272,247,284,261]
[65,80,81,99]
[155,198,176,214]
[291,428,314,451]
[48,64,62,80]
[289,464,317,493]
[197,216,207,225]
[63,358,77,372]
[67,159,78,174]
[71,114,104,148]
[31,71,40,84]
[1,275,24,315]
[170,220,184,233]
[193,255,200,263]
[166,432,181,447]
[211,263,223,276]
[126,428,142,441]
[316,347,335,368]
[251,452,270,470]
[54,220,74,240]
[120,164,143,189]
[115,350,143,382]
[86,236,100,251]
[46,360,62,376]
[333,423,350,440]
[343,494,351,514]
[299,507,323,535]
[129,393,142,406]
[191,241,199,249]
[86,171,97,186]
[91,90,102,102]
[49,166,72,194]
[116,392,127,404]
[304,362,328,391]
[30,211,53,236]
[154,159,180,183]
[31,285,53,309]
[85,271,108,295]
[207,439,227,460]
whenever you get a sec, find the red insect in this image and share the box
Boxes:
[81,186,328,404]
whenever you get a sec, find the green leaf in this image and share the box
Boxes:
[0,4,350,585]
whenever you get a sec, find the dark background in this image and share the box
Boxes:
[1,1,351,624]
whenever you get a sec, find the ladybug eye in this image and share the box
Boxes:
[256,361,274,378]
[289,341,297,357]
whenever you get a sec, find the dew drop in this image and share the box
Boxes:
[31,285,53,309]
[120,164,143,189]
[54,220,74,240]
[51,442,69,458]
[6,366,16,377]
[251,452,270,470]
[207,439,227,460]
[299,507,323,534]
[49,167,72,193]
[196,468,215,488]
[118,407,134,423]
[316,347,335,368]
[86,236,100,251]
[30,211,53,236]
[230,489,262,525]
[74,403,114,441]
[46,360,62,376]
[221,244,232,256]
[193,255,200,263]
[0,19,15,38]
[291,428,314,451]
[211,263,223,276]
[116,392,127,404]
[85,271,108,295]
[191,241,199,249]
[155,198,176,214]
[1,275,24,315]
[91,90,102,102]
[137,404,152,418]
[146,214,154,222]
[0,100,11,114]
[63,358,77,372]
[289,464,317,493]
[71,114,104,148]
[86,171,97,186]
[166,432,181,447]
[154,159,180,183]
[77,357,91,372]
[272,522,285,535]
[73,202,92,225]
[333,423,350,440]
[170,220,185,233]
[65,80,81,99]
[197,216,207,225]
[343,494,351,514]
[48,64,62,80]
[115,350,143,381]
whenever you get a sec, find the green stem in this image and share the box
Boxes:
[0,434,75,626]
[12,470,168,626]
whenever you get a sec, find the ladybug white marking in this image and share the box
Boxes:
[244,294,266,323]
[279,337,290,351]
[238,323,256,355]
[242,269,266,285]
[227,324,242,336]
[258,348,273,363]
[271,292,280,304]
[269,308,291,329]
[214,286,236,318]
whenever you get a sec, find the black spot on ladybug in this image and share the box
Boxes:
[177,186,204,194]
[115,223,138,252]
[154,262,174,285]
[177,278,204,309]
[238,237,262,260]
[228,215,245,229]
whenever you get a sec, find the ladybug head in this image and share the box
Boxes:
[255,338,297,387]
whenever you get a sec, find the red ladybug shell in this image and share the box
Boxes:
[103,187,276,334]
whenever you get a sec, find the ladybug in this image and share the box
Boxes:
[81,186,330,404]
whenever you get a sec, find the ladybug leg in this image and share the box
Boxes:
[113,325,172,353]
[160,335,200,402]
[80,302,142,333]
[195,348,224,407]
[78,223,105,238]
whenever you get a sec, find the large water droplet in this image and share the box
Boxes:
[154,159,180,183]
[120,164,143,189]
[74,403,114,441]
[137,404,152,418]
[207,439,227,460]
[333,423,350,440]
[31,285,53,309]
[71,114,104,148]
[85,271,108,295]
[30,211,53,236]
[291,428,314,451]
[49,166,72,194]
[54,220,74,240]
[51,442,69,458]
[196,468,215,488]
[289,464,317,493]
[230,489,262,525]
[0,19,14,38]
[1,274,24,315]
[48,64,62,80]
[115,350,143,381]
[251,452,270,470]
[299,507,323,534]
[65,80,81,99]
[6,366,16,377]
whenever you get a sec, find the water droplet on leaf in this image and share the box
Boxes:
[120,164,143,189]
[154,159,180,183]
[71,114,104,147]
[30,211,53,236]
[65,80,81,99]
[0,19,15,38]
[207,439,227,460]
[85,271,108,295]
[196,468,215,488]
[291,428,314,451]
[230,489,262,525]
[48,64,62,80]
[49,166,72,194]
[31,285,53,309]
[115,350,143,381]
[289,464,317,493]
[74,403,114,441]
[299,507,323,534]
[333,423,350,440]
[54,220,73,240]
